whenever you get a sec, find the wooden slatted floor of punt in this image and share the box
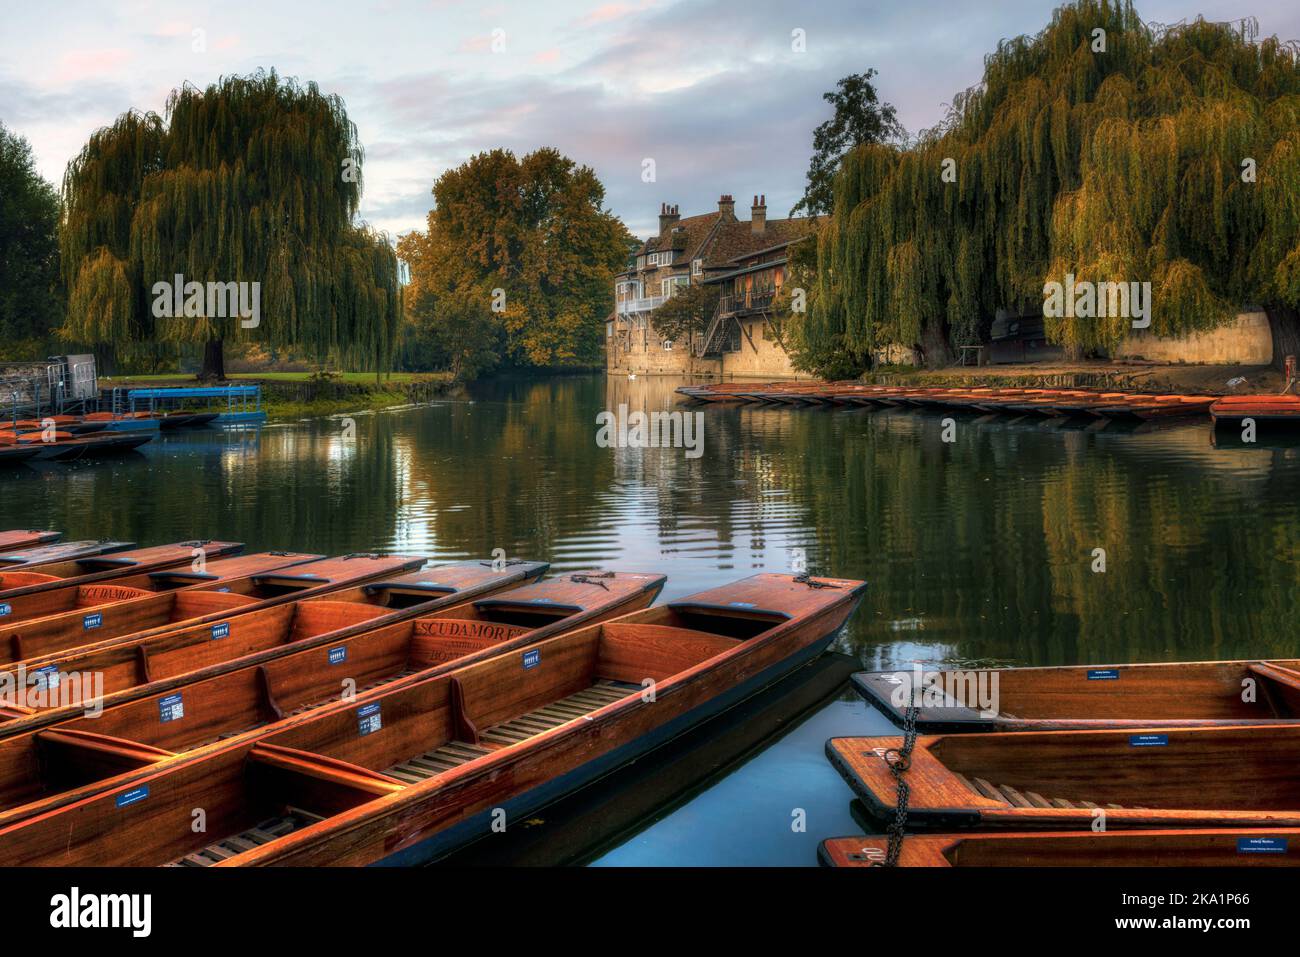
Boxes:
[165,808,325,866]
[953,772,1148,810]
[385,679,639,784]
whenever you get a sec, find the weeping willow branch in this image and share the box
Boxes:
[60,69,399,372]
[811,0,1300,368]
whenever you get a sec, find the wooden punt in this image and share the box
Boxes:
[0,430,154,459]
[9,418,107,436]
[0,571,663,828]
[0,558,548,728]
[1211,394,1300,425]
[0,553,332,662]
[852,657,1300,733]
[900,388,1040,409]
[0,572,866,866]
[0,553,438,677]
[994,390,1111,415]
[818,830,1300,867]
[675,383,793,403]
[827,724,1300,832]
[1091,395,1216,419]
[0,540,137,571]
[0,541,253,625]
[159,413,198,429]
[0,531,60,553]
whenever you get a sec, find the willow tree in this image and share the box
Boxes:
[810,1,1300,371]
[60,70,400,378]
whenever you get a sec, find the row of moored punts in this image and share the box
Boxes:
[818,655,1300,867]
[0,528,866,865]
[0,412,210,462]
[680,381,1300,427]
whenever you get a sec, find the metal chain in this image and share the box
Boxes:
[873,702,919,867]
[793,573,840,589]
[570,573,611,590]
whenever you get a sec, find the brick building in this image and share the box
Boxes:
[606,194,812,377]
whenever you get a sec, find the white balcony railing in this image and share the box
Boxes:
[615,295,667,315]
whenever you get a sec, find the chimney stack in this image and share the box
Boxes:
[751,194,767,234]
[658,203,680,237]
[717,194,736,220]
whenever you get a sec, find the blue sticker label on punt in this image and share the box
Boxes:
[31,665,60,690]
[159,693,184,723]
[729,601,756,608]
[523,649,541,670]
[1087,669,1120,680]
[357,702,382,735]
[0,603,10,617]
[83,612,103,630]
[116,786,149,808]
[215,587,230,592]
[1238,837,1287,854]
[328,646,347,665]
[1129,733,1169,747]
[211,622,230,640]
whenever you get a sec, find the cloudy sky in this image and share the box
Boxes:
[3,0,1297,240]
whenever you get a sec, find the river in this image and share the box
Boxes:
[4,373,1298,863]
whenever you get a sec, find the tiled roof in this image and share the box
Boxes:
[700,217,812,268]
[631,207,812,271]
[639,211,720,264]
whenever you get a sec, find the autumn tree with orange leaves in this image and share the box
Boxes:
[399,148,631,377]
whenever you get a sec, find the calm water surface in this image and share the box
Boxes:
[4,374,1299,863]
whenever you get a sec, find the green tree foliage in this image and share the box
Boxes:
[649,282,719,345]
[59,70,401,378]
[0,122,62,355]
[791,70,905,218]
[811,1,1300,369]
[396,228,502,378]
[401,148,632,376]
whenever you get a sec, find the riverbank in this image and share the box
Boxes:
[99,372,456,422]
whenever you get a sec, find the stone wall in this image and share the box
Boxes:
[1113,310,1272,365]
[606,316,801,378]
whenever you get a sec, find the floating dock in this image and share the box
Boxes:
[678,382,1221,421]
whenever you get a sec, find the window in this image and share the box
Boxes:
[663,339,673,351]
[606,322,613,339]
[662,275,689,298]
[692,259,702,276]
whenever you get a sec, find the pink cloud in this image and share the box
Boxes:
[53,48,132,84]
[578,1,655,28]
[533,48,562,65]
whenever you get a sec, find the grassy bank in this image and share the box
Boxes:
[99,372,456,422]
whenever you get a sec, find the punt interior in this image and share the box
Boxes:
[0,571,663,825]
[0,599,783,866]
